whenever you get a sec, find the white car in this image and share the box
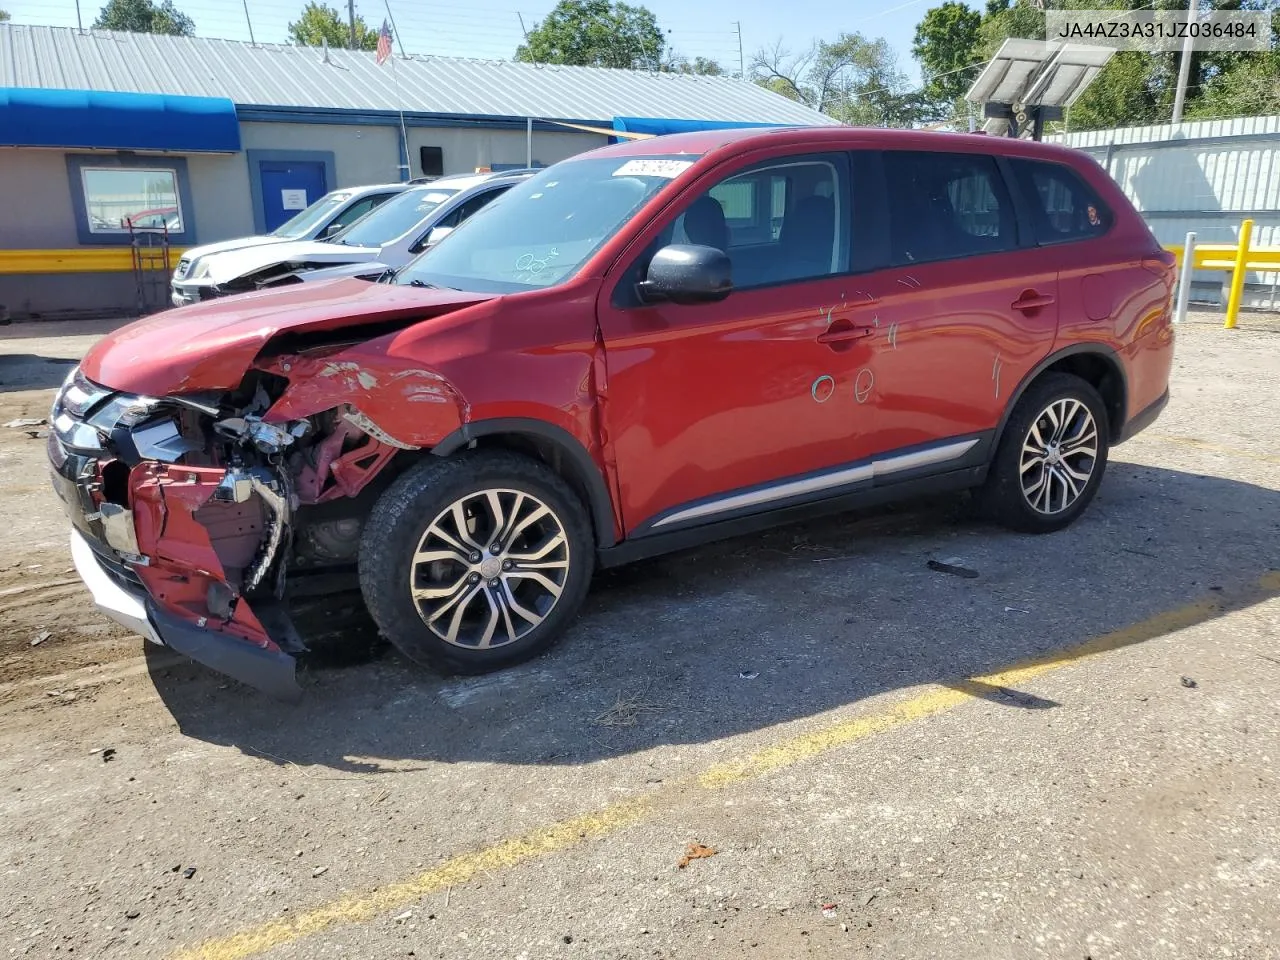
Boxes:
[170,171,535,305]
[170,182,409,303]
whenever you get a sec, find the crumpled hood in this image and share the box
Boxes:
[204,239,381,285]
[179,234,284,268]
[81,278,496,397]
[299,260,395,284]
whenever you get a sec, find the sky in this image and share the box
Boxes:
[3,0,944,85]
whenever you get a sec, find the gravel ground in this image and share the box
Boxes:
[1,311,1278,960]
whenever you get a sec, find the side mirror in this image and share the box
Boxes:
[425,225,453,247]
[322,222,344,238]
[637,244,732,306]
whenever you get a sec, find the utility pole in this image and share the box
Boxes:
[734,21,744,79]
[1172,0,1198,123]
[348,0,358,49]
[74,0,83,31]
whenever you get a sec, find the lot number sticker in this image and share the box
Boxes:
[612,159,694,179]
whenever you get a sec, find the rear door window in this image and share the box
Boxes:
[883,151,1017,265]
[1009,158,1112,244]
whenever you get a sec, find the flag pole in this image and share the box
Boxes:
[377,11,412,181]
[391,54,411,181]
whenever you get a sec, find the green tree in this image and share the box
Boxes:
[752,33,936,127]
[667,55,724,75]
[912,2,983,107]
[515,0,665,69]
[0,11,10,22]
[93,0,194,35]
[288,1,383,51]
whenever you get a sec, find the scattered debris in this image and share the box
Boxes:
[593,691,660,728]
[865,891,878,906]
[1003,606,1029,614]
[25,429,49,440]
[738,670,759,680]
[124,909,141,920]
[312,866,329,878]
[1180,676,1198,689]
[3,417,46,429]
[822,903,838,917]
[182,867,197,879]
[927,559,979,579]
[101,748,116,762]
[1120,547,1159,559]
[1258,653,1280,668]
[677,842,718,869]
[393,911,413,923]
[30,630,51,647]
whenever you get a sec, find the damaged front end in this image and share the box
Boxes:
[48,365,409,699]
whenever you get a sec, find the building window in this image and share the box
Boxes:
[65,154,196,246]
[81,167,184,235]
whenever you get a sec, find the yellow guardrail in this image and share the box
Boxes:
[1164,218,1280,329]
[0,248,188,276]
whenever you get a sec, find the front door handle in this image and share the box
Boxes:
[817,324,875,344]
[1012,292,1055,312]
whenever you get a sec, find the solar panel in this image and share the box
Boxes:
[966,38,1114,109]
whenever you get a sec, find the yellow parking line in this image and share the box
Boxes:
[1145,434,1280,466]
[173,799,655,960]
[172,571,1280,960]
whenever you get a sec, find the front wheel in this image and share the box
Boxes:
[981,372,1110,534]
[358,450,595,674]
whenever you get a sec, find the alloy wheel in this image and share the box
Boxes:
[408,488,570,649]
[1019,397,1099,515]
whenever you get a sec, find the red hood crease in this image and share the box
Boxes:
[80,278,495,396]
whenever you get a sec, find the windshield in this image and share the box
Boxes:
[392,156,698,292]
[269,193,350,238]
[331,188,458,247]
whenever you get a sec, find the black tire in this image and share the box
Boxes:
[358,449,595,675]
[980,372,1110,534]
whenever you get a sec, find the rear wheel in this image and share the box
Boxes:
[358,450,595,674]
[981,372,1110,534]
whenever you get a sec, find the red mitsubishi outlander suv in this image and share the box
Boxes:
[49,127,1176,698]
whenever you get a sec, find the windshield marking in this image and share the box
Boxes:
[612,159,694,179]
[514,249,560,283]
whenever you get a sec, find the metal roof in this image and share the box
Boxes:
[1050,113,1280,149]
[0,24,836,127]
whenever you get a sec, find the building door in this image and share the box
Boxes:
[258,160,328,231]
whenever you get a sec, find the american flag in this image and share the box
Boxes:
[375,20,392,65]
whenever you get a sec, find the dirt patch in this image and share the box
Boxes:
[0,548,142,686]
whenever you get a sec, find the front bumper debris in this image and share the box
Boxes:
[70,529,301,700]
[50,367,305,700]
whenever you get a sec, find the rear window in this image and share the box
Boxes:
[1010,158,1112,244]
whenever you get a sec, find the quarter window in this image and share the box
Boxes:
[1010,158,1111,243]
[884,151,1016,265]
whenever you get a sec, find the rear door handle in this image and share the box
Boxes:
[1011,293,1055,311]
[817,325,875,344]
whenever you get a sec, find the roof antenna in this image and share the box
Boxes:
[517,13,542,69]
[241,0,256,45]
[322,35,331,63]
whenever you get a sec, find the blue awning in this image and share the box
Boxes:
[611,117,787,138]
[0,88,241,152]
